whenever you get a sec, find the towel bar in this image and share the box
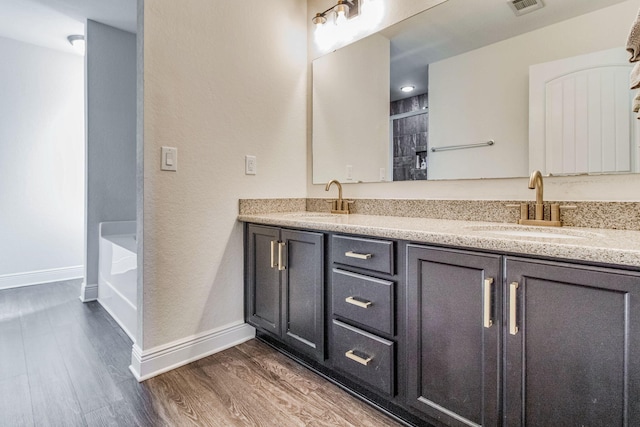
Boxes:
[431,140,495,152]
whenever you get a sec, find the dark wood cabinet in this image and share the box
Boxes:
[504,257,640,426]
[246,224,325,361]
[328,234,399,397]
[407,244,640,427]
[406,244,502,427]
[245,223,640,427]
[246,225,281,335]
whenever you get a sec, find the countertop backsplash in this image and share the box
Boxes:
[239,198,640,231]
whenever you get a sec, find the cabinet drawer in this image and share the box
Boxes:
[332,269,394,335]
[331,320,394,395]
[331,235,394,274]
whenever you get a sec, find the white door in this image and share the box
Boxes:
[529,47,638,175]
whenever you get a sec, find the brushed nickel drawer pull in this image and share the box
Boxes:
[345,296,373,309]
[510,282,519,335]
[483,278,494,328]
[345,350,372,366]
[270,241,276,269]
[345,251,372,260]
[278,242,286,271]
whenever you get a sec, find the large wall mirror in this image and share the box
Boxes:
[312,0,640,184]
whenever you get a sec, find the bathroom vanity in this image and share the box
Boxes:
[241,212,640,427]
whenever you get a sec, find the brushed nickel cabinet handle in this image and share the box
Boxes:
[270,241,276,269]
[278,242,286,271]
[345,350,372,366]
[510,282,519,335]
[345,251,372,260]
[483,278,494,328]
[345,296,373,309]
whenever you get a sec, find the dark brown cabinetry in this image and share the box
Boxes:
[504,257,640,426]
[245,223,640,427]
[406,245,501,426]
[245,224,325,360]
[329,235,398,397]
[407,244,640,427]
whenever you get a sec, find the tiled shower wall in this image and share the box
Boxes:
[390,93,428,181]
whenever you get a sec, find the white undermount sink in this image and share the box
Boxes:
[467,225,605,240]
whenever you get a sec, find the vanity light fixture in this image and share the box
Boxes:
[400,85,415,93]
[67,34,85,54]
[312,0,384,51]
[314,0,356,27]
[334,0,351,26]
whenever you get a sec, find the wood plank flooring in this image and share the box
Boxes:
[0,281,402,427]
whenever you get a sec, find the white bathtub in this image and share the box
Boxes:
[98,221,137,342]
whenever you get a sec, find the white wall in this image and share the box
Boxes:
[428,1,637,180]
[313,33,390,183]
[141,0,307,349]
[306,0,640,201]
[85,20,137,289]
[0,36,84,289]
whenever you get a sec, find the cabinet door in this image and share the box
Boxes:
[505,258,640,426]
[246,225,281,336]
[407,245,501,427]
[281,229,325,360]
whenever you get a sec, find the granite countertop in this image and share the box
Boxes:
[238,212,640,268]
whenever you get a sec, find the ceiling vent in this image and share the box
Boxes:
[508,0,544,16]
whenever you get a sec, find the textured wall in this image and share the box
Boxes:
[0,37,84,281]
[86,20,137,287]
[306,0,640,201]
[141,0,307,349]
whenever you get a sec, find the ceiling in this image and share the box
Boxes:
[384,0,631,101]
[0,0,136,55]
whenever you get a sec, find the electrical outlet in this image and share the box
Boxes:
[245,155,257,175]
[380,168,386,181]
[346,165,353,180]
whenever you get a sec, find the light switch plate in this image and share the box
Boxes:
[245,155,257,175]
[161,146,177,171]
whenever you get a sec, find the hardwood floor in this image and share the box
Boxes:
[0,281,402,426]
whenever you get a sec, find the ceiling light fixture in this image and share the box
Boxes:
[400,85,415,93]
[67,34,85,54]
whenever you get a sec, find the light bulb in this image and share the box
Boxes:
[335,10,347,27]
[315,21,336,51]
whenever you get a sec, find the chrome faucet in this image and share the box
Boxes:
[528,170,544,220]
[325,179,352,214]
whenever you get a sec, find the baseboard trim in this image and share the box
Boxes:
[0,266,83,290]
[79,282,99,302]
[129,322,256,382]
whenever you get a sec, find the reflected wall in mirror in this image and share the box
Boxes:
[313,34,390,183]
[311,0,640,184]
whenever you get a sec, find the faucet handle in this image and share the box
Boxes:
[342,200,355,213]
[506,203,529,222]
[550,204,577,222]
